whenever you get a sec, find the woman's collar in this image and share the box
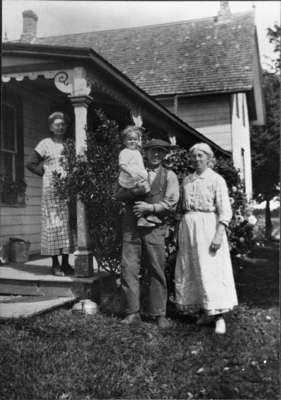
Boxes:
[192,167,212,180]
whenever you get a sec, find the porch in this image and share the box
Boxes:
[0,254,110,319]
[2,42,227,276]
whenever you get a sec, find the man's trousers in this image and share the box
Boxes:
[121,209,167,317]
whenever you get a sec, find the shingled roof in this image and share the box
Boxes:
[34,10,256,97]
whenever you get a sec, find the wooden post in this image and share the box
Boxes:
[69,94,94,277]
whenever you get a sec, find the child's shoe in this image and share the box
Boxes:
[137,217,156,227]
[146,215,162,225]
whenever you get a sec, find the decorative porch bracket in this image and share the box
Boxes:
[68,67,95,277]
[130,108,143,128]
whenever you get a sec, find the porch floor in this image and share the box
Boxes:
[0,255,109,319]
[0,254,98,283]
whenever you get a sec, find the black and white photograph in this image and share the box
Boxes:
[1,1,280,399]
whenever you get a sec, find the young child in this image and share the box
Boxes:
[118,125,162,227]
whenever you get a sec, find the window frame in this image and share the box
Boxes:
[0,87,25,206]
[1,101,18,181]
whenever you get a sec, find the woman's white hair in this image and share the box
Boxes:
[189,143,216,168]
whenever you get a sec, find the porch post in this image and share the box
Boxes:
[69,94,94,276]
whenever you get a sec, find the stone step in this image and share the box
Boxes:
[0,295,76,319]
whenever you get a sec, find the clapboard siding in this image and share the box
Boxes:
[0,206,41,217]
[25,196,42,206]
[1,224,41,236]
[23,175,42,187]
[157,94,232,151]
[1,234,40,254]
[26,186,42,197]
[0,87,50,254]
[1,214,41,226]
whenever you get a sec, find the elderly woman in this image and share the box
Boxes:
[174,143,238,334]
[26,112,74,276]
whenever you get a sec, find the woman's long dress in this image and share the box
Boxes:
[35,138,73,256]
[175,168,238,315]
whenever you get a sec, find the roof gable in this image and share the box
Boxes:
[35,11,256,96]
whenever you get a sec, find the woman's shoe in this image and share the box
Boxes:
[215,317,226,334]
[61,263,74,275]
[52,265,65,277]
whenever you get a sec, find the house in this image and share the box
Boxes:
[1,42,228,267]
[29,1,265,198]
[1,1,265,270]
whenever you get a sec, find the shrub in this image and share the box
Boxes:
[54,109,124,272]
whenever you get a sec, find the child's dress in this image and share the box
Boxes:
[118,148,148,189]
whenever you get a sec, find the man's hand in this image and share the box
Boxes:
[133,201,153,218]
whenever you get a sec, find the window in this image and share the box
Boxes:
[0,88,24,204]
[1,103,17,180]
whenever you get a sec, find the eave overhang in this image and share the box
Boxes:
[2,42,230,157]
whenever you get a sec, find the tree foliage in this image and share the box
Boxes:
[251,70,280,202]
[267,24,281,74]
[54,109,124,271]
[250,24,280,239]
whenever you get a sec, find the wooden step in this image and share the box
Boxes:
[0,295,76,319]
[0,256,111,299]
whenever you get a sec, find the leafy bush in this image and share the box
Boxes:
[54,109,123,272]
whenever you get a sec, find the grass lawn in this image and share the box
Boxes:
[0,257,279,400]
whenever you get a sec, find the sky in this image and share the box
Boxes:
[2,1,281,70]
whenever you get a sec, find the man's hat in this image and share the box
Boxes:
[143,138,172,152]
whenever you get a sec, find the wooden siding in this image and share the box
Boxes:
[0,87,50,254]
[157,93,252,197]
[157,94,232,151]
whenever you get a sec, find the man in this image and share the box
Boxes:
[118,138,179,328]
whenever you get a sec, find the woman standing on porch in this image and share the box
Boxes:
[26,112,74,276]
[174,143,238,334]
